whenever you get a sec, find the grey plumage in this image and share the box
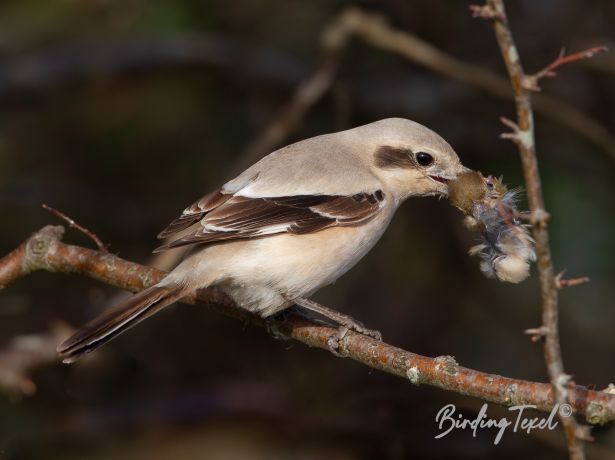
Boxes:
[57,118,467,362]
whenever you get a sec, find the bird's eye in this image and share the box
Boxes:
[416,152,434,167]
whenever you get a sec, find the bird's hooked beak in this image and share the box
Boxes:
[428,165,470,197]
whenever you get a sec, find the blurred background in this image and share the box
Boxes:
[0,0,614,458]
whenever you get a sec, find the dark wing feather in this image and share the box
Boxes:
[154,191,385,252]
[157,189,230,238]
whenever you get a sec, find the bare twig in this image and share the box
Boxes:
[476,1,605,458]
[574,39,615,75]
[42,204,108,252]
[523,46,608,91]
[555,271,591,290]
[1,225,615,424]
[525,326,548,342]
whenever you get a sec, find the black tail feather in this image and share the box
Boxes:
[57,284,184,363]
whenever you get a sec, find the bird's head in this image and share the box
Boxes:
[349,118,468,201]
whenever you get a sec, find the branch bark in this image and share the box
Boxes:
[1,225,614,426]
[478,1,601,458]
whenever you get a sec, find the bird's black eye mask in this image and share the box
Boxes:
[374,146,435,170]
[374,146,416,169]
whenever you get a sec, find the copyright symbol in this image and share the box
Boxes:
[559,403,573,417]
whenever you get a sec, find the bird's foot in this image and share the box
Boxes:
[327,326,349,357]
[293,296,382,357]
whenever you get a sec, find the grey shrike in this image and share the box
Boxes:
[58,118,467,362]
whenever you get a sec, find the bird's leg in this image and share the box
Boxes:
[293,297,382,356]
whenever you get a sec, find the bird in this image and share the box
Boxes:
[57,118,467,363]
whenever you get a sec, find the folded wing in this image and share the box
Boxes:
[154,190,385,252]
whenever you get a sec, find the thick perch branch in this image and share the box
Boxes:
[1,225,614,425]
[478,1,604,457]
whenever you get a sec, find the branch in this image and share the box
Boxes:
[1,225,615,425]
[556,273,591,290]
[477,1,606,458]
[574,39,615,75]
[523,46,608,91]
[42,203,108,252]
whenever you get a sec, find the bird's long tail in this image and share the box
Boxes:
[57,283,186,363]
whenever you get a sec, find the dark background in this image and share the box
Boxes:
[0,1,614,458]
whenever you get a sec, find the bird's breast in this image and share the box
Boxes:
[240,205,395,294]
[176,204,396,316]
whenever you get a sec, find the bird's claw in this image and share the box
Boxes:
[327,326,349,357]
[326,323,382,357]
[291,296,382,356]
[352,323,382,342]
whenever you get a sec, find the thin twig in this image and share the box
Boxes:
[523,46,608,91]
[525,326,548,342]
[1,225,615,424]
[477,1,604,458]
[555,271,591,290]
[42,204,108,252]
